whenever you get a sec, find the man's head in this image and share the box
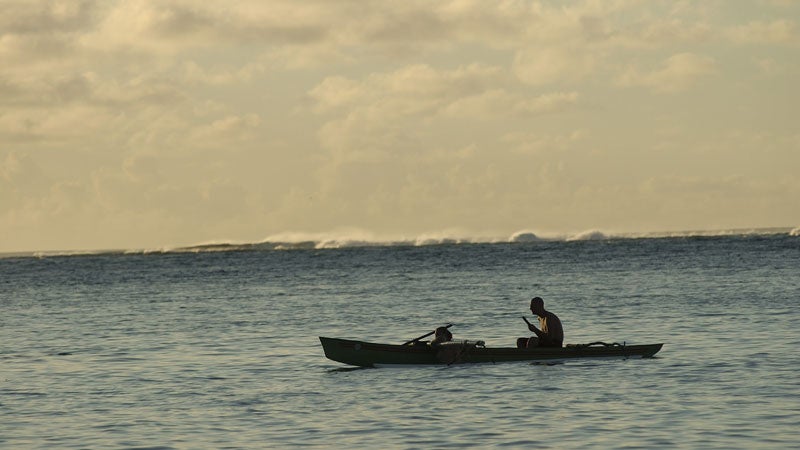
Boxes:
[530,296,545,316]
[434,326,452,342]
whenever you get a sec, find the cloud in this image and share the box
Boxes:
[513,46,598,86]
[3,2,796,75]
[46,1,644,68]
[503,130,587,156]
[188,114,262,146]
[307,76,365,114]
[309,63,508,159]
[517,91,580,114]
[309,63,577,158]
[134,1,330,44]
[616,52,716,92]
[727,19,798,44]
[181,61,265,85]
[2,1,800,251]
[641,175,751,196]
[0,1,103,71]
[0,151,50,199]
[0,0,100,34]
[615,19,713,49]
[439,90,579,119]
[308,64,578,121]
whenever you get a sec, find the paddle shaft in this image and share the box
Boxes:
[403,323,453,345]
[523,316,542,336]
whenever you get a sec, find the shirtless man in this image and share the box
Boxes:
[517,296,563,348]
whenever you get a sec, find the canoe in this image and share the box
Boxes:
[319,337,663,367]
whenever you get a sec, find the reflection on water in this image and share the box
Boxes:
[326,366,376,373]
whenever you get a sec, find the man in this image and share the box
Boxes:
[518,296,563,348]
[430,326,453,346]
[430,326,460,364]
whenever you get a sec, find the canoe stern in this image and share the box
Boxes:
[319,336,439,367]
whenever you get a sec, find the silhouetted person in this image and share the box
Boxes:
[517,296,563,348]
[430,326,453,347]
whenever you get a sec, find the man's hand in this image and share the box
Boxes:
[522,316,536,332]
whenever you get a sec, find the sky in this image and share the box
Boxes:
[1,0,799,252]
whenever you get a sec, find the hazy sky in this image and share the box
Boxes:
[1,0,798,252]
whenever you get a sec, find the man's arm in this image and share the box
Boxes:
[523,316,545,338]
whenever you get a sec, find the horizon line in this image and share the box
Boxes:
[2,226,797,258]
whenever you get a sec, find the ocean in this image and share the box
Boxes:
[2,230,799,449]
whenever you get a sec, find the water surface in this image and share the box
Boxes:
[2,234,799,448]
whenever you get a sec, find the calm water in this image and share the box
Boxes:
[2,234,799,448]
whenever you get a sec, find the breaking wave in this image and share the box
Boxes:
[566,230,607,241]
[117,227,800,252]
[6,227,795,259]
[509,231,541,242]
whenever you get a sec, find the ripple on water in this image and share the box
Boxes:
[3,237,799,448]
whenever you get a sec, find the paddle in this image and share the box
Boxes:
[522,316,539,335]
[403,323,453,345]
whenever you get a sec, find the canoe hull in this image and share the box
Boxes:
[319,337,663,367]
